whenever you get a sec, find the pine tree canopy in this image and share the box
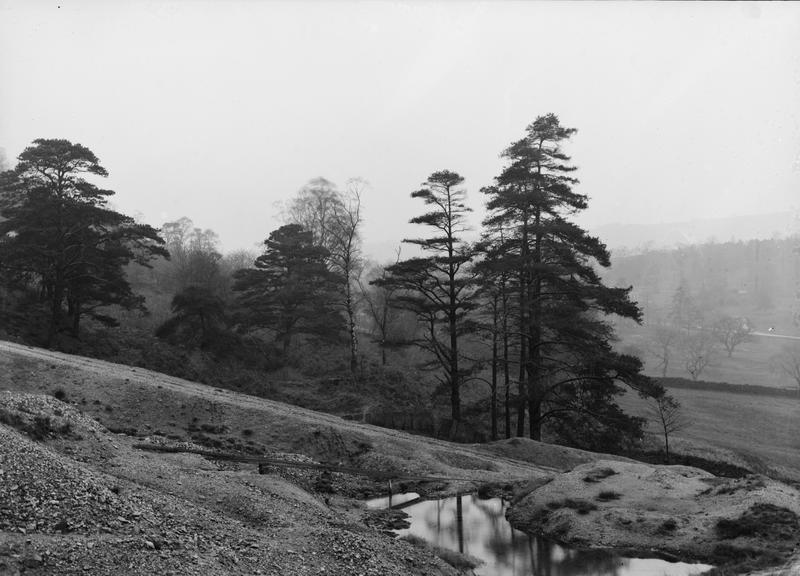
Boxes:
[0,139,167,344]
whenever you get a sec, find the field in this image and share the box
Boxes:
[618,325,800,390]
[620,385,800,481]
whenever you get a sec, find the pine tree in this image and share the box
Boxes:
[482,115,649,443]
[156,285,227,347]
[375,171,475,435]
[0,139,167,344]
[232,224,343,355]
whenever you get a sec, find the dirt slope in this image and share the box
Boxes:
[0,340,557,575]
[0,341,553,483]
[3,340,800,575]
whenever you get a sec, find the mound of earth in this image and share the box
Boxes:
[508,459,800,573]
[479,436,633,471]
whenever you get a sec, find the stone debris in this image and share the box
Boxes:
[0,393,460,576]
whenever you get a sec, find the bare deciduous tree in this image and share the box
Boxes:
[711,315,754,357]
[327,179,365,373]
[682,332,716,381]
[284,178,342,251]
[285,177,365,374]
[772,344,800,396]
[160,217,222,293]
[647,325,679,377]
[358,249,404,366]
[647,392,689,464]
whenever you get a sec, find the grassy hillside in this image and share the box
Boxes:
[620,385,800,482]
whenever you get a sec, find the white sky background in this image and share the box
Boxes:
[1,1,799,261]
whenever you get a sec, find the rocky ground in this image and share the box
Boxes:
[2,340,800,575]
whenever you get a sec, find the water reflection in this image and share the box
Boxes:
[364,492,421,510]
[369,494,711,576]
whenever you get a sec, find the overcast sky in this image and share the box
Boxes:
[1,1,799,261]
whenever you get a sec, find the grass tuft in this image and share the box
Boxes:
[657,518,678,533]
[596,490,622,502]
[716,504,799,541]
[547,498,598,514]
[583,467,617,483]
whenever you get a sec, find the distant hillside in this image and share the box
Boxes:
[594,211,799,253]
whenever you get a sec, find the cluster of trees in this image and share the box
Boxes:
[0,140,167,345]
[0,120,675,450]
[641,286,757,382]
[606,236,800,382]
[609,237,800,321]
[370,114,661,445]
[599,231,800,400]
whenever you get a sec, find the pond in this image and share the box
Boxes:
[367,493,712,576]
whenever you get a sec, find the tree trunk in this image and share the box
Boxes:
[516,273,527,436]
[47,278,64,347]
[527,214,543,441]
[346,279,358,374]
[528,396,542,441]
[504,375,511,439]
[448,220,460,427]
[516,351,527,436]
[491,303,498,441]
[517,214,530,437]
[70,299,81,336]
[502,285,511,439]
[456,495,464,554]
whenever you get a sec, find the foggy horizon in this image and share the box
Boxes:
[2,1,799,261]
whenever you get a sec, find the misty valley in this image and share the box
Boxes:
[0,121,798,576]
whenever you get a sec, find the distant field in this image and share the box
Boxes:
[619,327,800,389]
[620,386,800,480]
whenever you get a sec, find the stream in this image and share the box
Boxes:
[367,493,712,576]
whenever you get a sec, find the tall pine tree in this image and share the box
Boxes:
[375,171,475,436]
[482,115,650,444]
[233,224,343,355]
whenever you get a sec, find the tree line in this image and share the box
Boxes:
[604,237,800,388]
[0,117,674,449]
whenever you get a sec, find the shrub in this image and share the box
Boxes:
[548,498,598,515]
[0,408,25,430]
[583,468,617,483]
[0,411,73,441]
[716,504,799,541]
[710,543,783,573]
[53,388,67,401]
[657,518,678,533]
[596,490,621,502]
